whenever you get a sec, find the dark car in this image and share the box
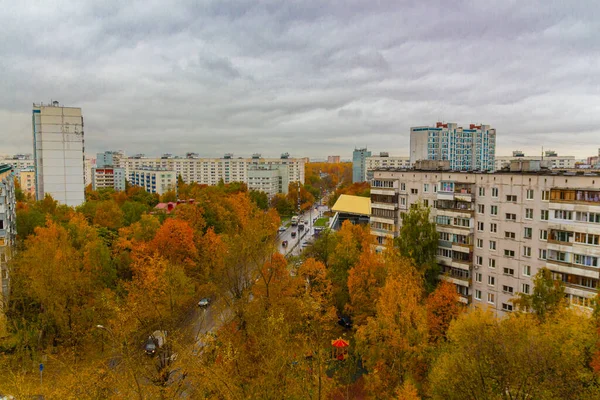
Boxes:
[291,231,297,238]
[338,316,353,329]
[145,337,158,356]
[282,240,288,247]
[298,224,305,231]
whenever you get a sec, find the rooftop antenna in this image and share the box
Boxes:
[541,146,544,160]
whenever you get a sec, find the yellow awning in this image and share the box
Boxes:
[331,194,371,216]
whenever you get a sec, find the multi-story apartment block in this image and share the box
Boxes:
[0,154,35,179]
[32,101,85,207]
[19,167,35,197]
[96,151,125,168]
[410,122,496,171]
[118,153,305,192]
[129,168,176,195]
[0,165,16,324]
[371,160,600,316]
[352,148,372,183]
[495,150,577,171]
[92,167,126,192]
[366,153,410,180]
[247,164,290,197]
[327,156,340,164]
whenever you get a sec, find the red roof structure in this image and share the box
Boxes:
[331,338,349,348]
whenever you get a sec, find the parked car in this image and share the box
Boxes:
[298,223,305,231]
[338,316,353,329]
[145,330,168,356]
[291,231,297,238]
[278,226,286,233]
[198,298,211,308]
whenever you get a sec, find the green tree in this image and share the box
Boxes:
[394,202,439,291]
[121,201,150,226]
[513,267,566,319]
[249,190,269,210]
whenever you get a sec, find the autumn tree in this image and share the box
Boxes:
[93,200,125,230]
[395,202,439,291]
[512,267,566,319]
[347,248,387,325]
[151,218,198,273]
[249,190,269,210]
[287,182,315,212]
[271,193,294,217]
[426,281,462,343]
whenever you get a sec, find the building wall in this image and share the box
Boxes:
[327,156,340,164]
[0,156,35,179]
[247,165,289,197]
[410,123,496,171]
[19,169,35,197]
[371,168,600,316]
[352,148,372,183]
[92,167,126,192]
[129,169,176,195]
[33,104,85,207]
[495,155,577,171]
[0,165,16,325]
[118,156,305,188]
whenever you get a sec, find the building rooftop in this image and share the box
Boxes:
[372,166,600,176]
[331,194,371,216]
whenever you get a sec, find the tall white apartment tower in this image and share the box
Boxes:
[32,101,85,207]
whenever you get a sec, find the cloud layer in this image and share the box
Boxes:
[1,0,599,159]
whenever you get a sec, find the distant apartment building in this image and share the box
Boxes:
[247,164,290,197]
[371,160,600,316]
[0,154,35,179]
[365,152,410,180]
[410,122,496,171]
[32,101,85,206]
[118,153,305,193]
[327,156,341,164]
[19,167,35,197]
[0,165,16,323]
[97,150,125,168]
[495,150,577,171]
[352,148,372,183]
[92,167,126,192]
[129,168,176,195]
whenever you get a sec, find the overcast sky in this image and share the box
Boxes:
[1,0,599,159]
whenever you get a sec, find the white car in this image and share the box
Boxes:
[278,227,286,233]
[198,298,211,307]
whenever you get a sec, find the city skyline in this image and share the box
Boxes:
[1,2,599,158]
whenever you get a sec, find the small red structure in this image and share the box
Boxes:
[331,338,349,361]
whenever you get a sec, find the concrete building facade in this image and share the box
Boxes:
[352,148,372,183]
[0,154,34,179]
[495,151,577,171]
[247,164,289,197]
[19,167,35,198]
[0,165,16,325]
[327,156,340,164]
[371,163,600,316]
[118,153,305,191]
[366,153,410,180]
[410,122,496,171]
[92,167,126,192]
[129,168,176,195]
[32,102,85,206]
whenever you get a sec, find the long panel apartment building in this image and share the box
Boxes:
[371,160,600,316]
[118,153,305,189]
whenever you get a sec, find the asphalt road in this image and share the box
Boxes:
[277,205,329,257]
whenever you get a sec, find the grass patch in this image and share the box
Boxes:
[314,218,329,227]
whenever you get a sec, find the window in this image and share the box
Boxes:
[487,293,495,304]
[502,285,514,294]
[475,290,482,300]
[492,187,499,197]
[478,204,485,214]
[539,249,547,260]
[574,233,600,246]
[479,187,485,196]
[526,189,534,200]
[523,265,531,277]
[476,256,483,266]
[524,227,532,239]
[489,241,497,250]
[433,185,437,193]
[523,246,531,257]
[506,213,516,221]
[576,212,600,223]
[490,223,497,233]
[522,283,530,294]
[504,249,515,257]
[554,210,573,220]
[400,197,406,206]
[488,276,495,286]
[525,208,533,219]
[489,258,496,268]
[502,303,514,312]
[477,222,484,231]
[475,272,482,282]
[400,183,406,191]
[411,188,418,194]
[423,199,429,207]
[423,183,429,192]
[506,195,517,202]
[491,205,498,215]
[503,267,515,276]
[540,210,549,220]
[505,231,516,239]
[539,229,548,240]
[574,254,599,267]
[477,239,483,248]
[542,190,550,201]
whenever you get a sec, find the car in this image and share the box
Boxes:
[278,226,286,233]
[298,224,305,231]
[145,337,158,356]
[338,316,353,329]
[301,242,310,247]
[198,298,211,308]
[291,231,297,238]
[282,240,288,247]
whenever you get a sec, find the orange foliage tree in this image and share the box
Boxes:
[426,281,462,343]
